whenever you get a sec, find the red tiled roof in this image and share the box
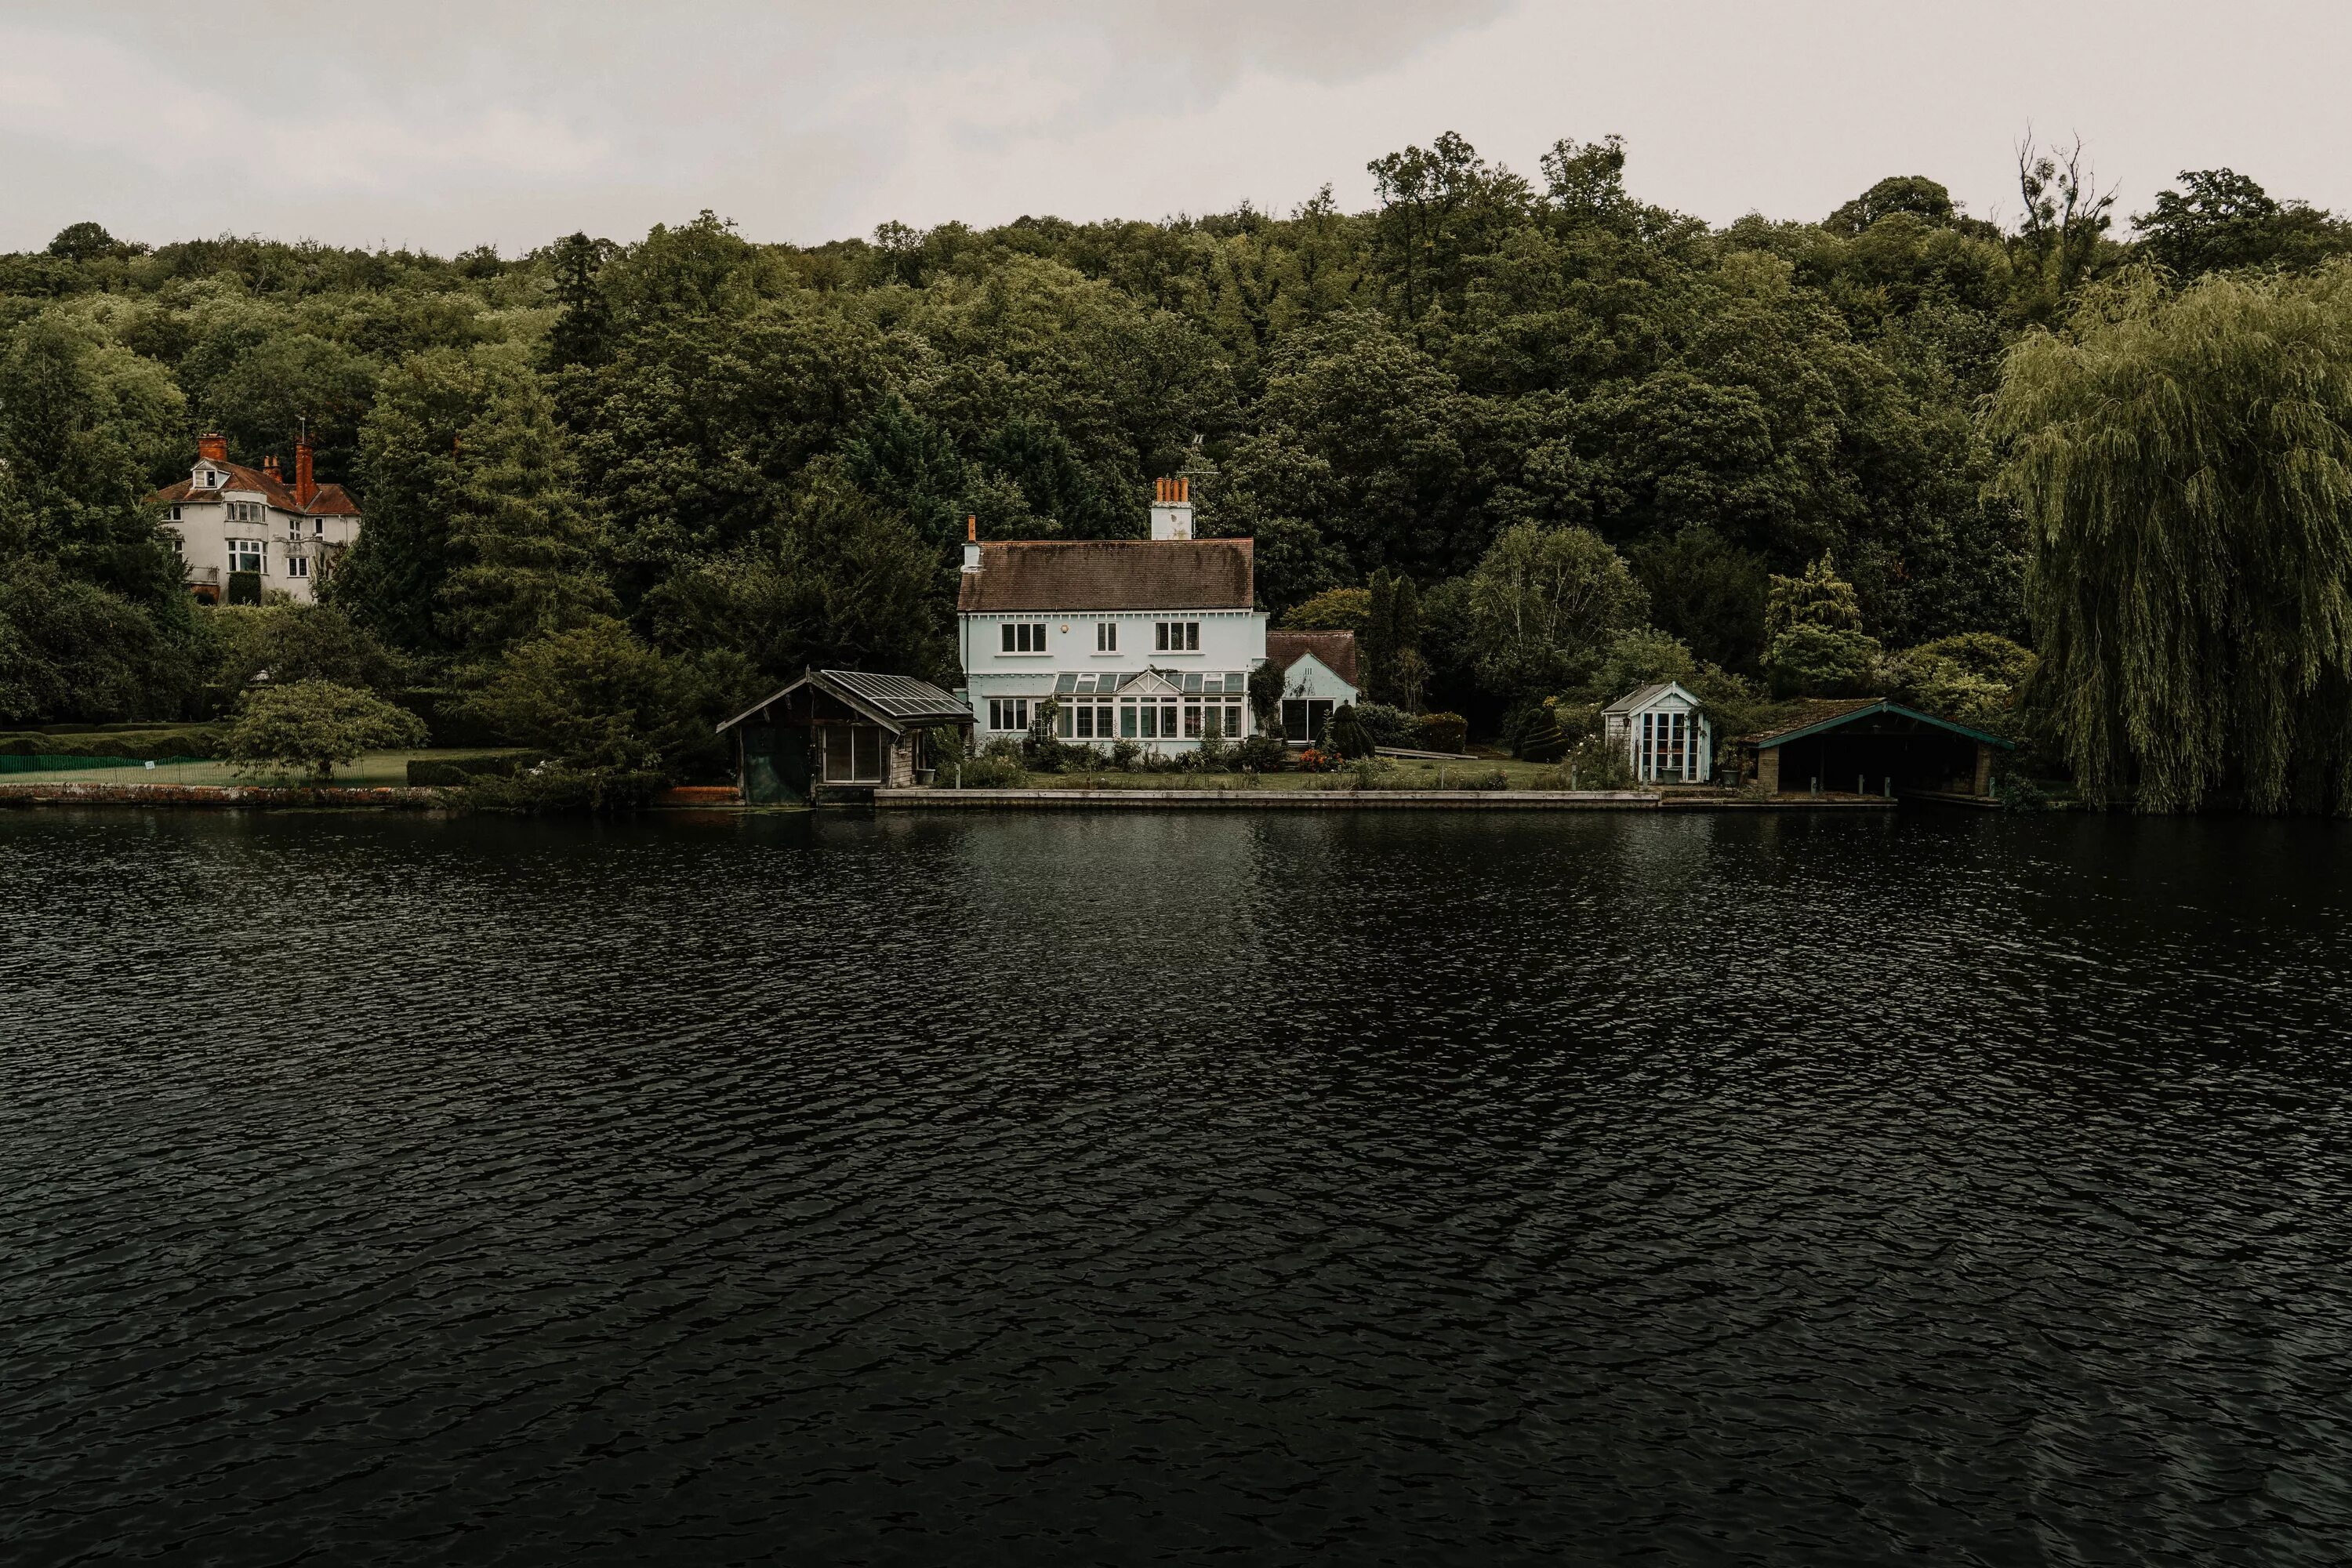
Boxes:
[305,483,361,517]
[148,460,360,517]
[957,539,1254,613]
[1265,629,1359,686]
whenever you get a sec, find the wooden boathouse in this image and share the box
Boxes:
[1737,699,2012,800]
[716,670,974,804]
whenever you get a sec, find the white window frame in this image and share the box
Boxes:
[1154,619,1201,653]
[286,555,311,579]
[987,697,1031,733]
[1095,622,1117,653]
[227,539,266,575]
[999,621,1049,655]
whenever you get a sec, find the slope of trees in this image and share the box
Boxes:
[3,143,2350,808]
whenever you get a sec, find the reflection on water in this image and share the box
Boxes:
[3,808,2350,1565]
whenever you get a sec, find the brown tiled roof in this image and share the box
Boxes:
[957,539,1253,613]
[305,483,361,517]
[1265,629,1359,685]
[149,460,361,517]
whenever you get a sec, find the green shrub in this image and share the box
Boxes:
[1461,768,1511,790]
[406,753,530,787]
[222,681,428,782]
[1416,712,1468,753]
[1348,701,1421,748]
[947,739,1025,788]
[0,724,223,760]
[1235,731,1289,772]
[460,764,664,812]
[1563,733,1639,789]
[1327,702,1376,759]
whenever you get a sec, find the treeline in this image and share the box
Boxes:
[4,135,2351,808]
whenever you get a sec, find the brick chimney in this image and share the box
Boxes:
[961,514,981,573]
[294,432,317,506]
[1149,476,1193,540]
[198,431,228,463]
[263,455,281,485]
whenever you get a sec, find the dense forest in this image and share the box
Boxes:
[5,132,2352,808]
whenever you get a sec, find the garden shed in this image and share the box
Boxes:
[716,669,973,804]
[1737,699,2011,799]
[1602,681,1714,783]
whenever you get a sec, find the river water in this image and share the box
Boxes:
[3,807,2349,1565]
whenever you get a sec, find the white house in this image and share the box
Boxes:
[957,477,1267,753]
[1602,681,1714,782]
[1265,629,1362,745]
[149,432,362,605]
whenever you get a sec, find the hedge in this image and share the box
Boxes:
[0,725,224,760]
[1416,713,1468,754]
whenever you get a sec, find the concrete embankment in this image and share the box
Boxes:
[874,788,1902,811]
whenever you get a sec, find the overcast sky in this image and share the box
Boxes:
[6,1,2348,256]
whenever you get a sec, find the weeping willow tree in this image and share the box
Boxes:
[1993,266,2352,812]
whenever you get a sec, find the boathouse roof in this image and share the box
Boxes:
[1737,698,2012,750]
[716,668,973,735]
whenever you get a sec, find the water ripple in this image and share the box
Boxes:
[2,808,2350,1564]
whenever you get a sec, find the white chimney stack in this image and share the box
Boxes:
[1149,477,1194,540]
[961,514,982,572]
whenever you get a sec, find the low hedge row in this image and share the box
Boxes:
[0,725,224,760]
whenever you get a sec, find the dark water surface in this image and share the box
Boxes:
[4,807,2350,1566]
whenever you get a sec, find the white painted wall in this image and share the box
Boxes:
[960,606,1268,751]
[162,470,360,605]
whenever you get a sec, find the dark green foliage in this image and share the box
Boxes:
[0,723,220,759]
[1345,702,1421,749]
[1282,586,1371,632]
[1629,530,1767,673]
[2134,170,2352,281]
[0,129,2336,800]
[1762,555,1882,696]
[220,680,428,781]
[1326,702,1376,759]
[1993,267,2352,812]
[405,753,528,786]
[1361,569,1425,708]
[1416,712,1468,753]
[463,618,710,778]
[209,604,403,695]
[0,561,194,723]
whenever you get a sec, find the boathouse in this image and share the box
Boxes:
[1737,699,2011,799]
[716,669,973,804]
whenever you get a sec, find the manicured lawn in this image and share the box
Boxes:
[939,755,1635,792]
[13,749,528,789]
